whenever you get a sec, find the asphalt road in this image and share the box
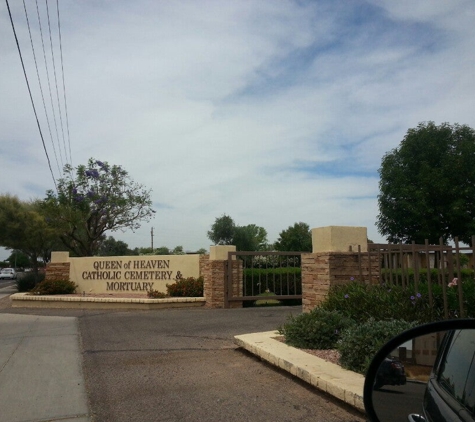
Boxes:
[372,381,426,422]
[0,296,366,422]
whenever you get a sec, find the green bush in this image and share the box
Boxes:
[31,279,78,295]
[320,281,432,323]
[278,309,355,349]
[16,272,45,292]
[321,279,475,323]
[166,276,204,297]
[381,268,474,285]
[416,279,475,319]
[337,318,417,374]
[147,289,167,299]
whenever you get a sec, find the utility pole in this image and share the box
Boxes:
[151,227,154,251]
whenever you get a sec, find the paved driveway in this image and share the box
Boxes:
[0,297,365,421]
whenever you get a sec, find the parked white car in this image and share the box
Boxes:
[0,268,17,280]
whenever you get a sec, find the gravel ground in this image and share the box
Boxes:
[275,336,342,365]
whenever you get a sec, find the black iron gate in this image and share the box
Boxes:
[225,251,302,307]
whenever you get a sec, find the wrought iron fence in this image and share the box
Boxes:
[357,237,475,319]
[226,251,302,305]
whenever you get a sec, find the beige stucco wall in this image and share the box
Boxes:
[62,254,201,294]
[209,245,236,260]
[312,226,368,253]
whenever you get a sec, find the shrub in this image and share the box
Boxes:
[380,267,475,285]
[320,281,433,323]
[147,289,167,299]
[278,308,355,350]
[31,279,78,295]
[337,318,417,374]
[166,276,204,297]
[321,278,475,323]
[16,272,45,292]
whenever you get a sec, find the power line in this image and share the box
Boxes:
[45,0,69,168]
[22,0,62,177]
[5,0,57,191]
[56,0,72,166]
[35,0,64,170]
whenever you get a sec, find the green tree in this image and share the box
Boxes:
[0,195,60,271]
[7,250,30,268]
[207,214,235,245]
[172,245,185,255]
[43,158,155,256]
[98,236,133,256]
[207,215,268,251]
[233,224,268,251]
[154,246,171,255]
[274,222,312,252]
[377,122,475,244]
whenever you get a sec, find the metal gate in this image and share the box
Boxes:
[356,237,475,319]
[225,251,302,307]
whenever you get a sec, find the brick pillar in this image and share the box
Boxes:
[202,246,242,308]
[46,251,71,281]
[302,252,379,312]
[228,260,243,309]
[301,226,379,312]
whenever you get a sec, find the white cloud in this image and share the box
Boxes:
[1,0,475,261]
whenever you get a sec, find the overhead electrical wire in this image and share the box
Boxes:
[56,0,72,166]
[5,0,58,191]
[34,0,64,170]
[22,0,62,177]
[45,0,69,168]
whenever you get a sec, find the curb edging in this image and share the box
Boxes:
[234,330,365,412]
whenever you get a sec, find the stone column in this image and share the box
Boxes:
[301,226,379,312]
[202,245,242,308]
[46,251,71,281]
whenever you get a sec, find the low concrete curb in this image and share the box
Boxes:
[10,292,206,310]
[234,331,365,412]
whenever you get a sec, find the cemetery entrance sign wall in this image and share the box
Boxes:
[50,252,200,295]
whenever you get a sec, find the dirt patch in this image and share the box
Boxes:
[274,335,342,365]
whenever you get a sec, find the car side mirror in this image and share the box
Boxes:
[364,319,475,422]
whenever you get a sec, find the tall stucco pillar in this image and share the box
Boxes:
[301,226,379,312]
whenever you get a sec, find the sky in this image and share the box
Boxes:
[1,0,475,260]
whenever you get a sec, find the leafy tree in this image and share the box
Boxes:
[154,246,171,255]
[195,248,207,254]
[233,224,268,251]
[172,245,185,255]
[7,250,30,268]
[377,122,475,244]
[207,214,235,245]
[207,215,268,251]
[43,158,155,256]
[274,222,312,252]
[0,195,60,271]
[98,236,133,256]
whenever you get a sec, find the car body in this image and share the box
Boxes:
[364,320,475,422]
[419,329,475,422]
[0,268,17,279]
[373,357,406,390]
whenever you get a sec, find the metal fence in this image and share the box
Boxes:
[357,237,475,318]
[226,251,302,305]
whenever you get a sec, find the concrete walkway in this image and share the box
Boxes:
[235,330,365,412]
[0,313,91,422]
